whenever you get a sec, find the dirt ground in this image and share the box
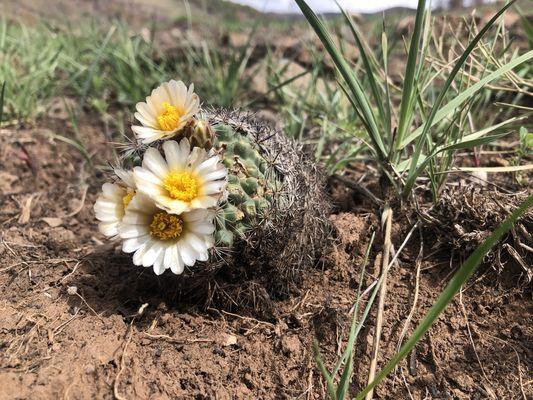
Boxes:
[0,116,531,399]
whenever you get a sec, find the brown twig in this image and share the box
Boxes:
[142,332,214,345]
[395,227,423,357]
[332,174,384,206]
[365,204,393,400]
[66,185,88,217]
[114,320,135,400]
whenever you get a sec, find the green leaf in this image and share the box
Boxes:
[313,341,337,399]
[399,50,533,148]
[331,232,377,378]
[403,132,509,187]
[354,195,533,400]
[338,4,387,136]
[395,0,427,148]
[295,0,387,162]
[404,0,521,197]
[46,132,92,167]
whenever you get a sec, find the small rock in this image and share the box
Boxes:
[280,335,301,356]
[85,364,96,374]
[42,217,63,228]
[0,171,19,195]
[221,333,238,347]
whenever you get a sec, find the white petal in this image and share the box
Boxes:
[201,167,227,182]
[114,169,136,189]
[170,247,185,275]
[189,221,215,236]
[122,235,150,253]
[190,196,217,210]
[153,197,189,214]
[178,241,197,267]
[142,241,163,267]
[102,182,125,200]
[182,209,215,222]
[185,94,199,114]
[143,148,169,179]
[136,101,157,120]
[203,181,226,195]
[127,193,158,214]
[194,156,220,176]
[152,248,166,275]
[150,85,172,113]
[183,233,208,254]
[119,224,149,239]
[187,147,207,170]
[134,111,158,129]
[132,125,166,144]
[99,221,119,237]
[122,211,152,225]
[197,251,209,262]
[163,140,186,170]
[133,240,152,266]
[167,80,185,109]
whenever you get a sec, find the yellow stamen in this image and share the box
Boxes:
[157,102,183,131]
[163,171,199,202]
[122,189,135,209]
[150,212,183,241]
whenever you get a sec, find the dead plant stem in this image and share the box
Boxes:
[365,204,393,400]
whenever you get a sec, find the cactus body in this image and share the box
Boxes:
[213,123,280,247]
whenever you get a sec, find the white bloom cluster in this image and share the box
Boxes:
[94,81,227,275]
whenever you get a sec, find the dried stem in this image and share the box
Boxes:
[365,204,393,400]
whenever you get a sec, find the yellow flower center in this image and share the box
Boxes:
[122,190,135,209]
[157,102,183,131]
[150,212,183,241]
[163,171,199,202]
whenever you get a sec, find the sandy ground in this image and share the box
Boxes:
[0,118,531,399]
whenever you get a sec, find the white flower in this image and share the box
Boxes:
[119,193,215,275]
[93,170,136,237]
[132,80,200,144]
[133,138,227,215]
[94,169,136,237]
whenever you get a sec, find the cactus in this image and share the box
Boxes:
[212,123,281,247]
[95,78,330,304]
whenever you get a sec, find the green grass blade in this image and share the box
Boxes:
[332,232,376,377]
[404,0,518,194]
[403,132,509,187]
[295,0,387,161]
[79,25,116,111]
[338,4,387,136]
[0,81,5,126]
[46,132,92,167]
[336,352,353,400]
[354,194,533,400]
[400,50,533,149]
[381,28,393,144]
[313,341,337,399]
[456,116,525,144]
[395,0,427,148]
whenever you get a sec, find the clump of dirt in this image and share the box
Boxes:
[1,120,531,399]
[421,186,532,282]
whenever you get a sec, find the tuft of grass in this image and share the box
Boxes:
[296,0,532,200]
[0,20,66,122]
[184,36,255,107]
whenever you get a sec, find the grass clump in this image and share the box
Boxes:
[297,0,532,201]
